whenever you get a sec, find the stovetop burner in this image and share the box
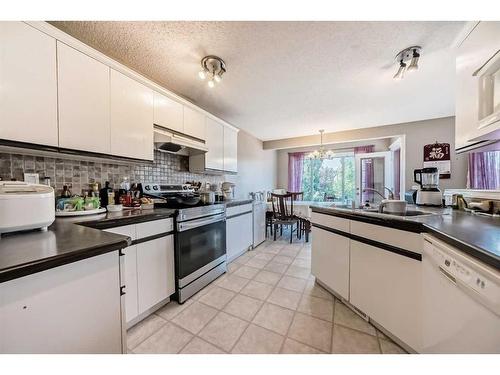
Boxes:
[140,182,223,211]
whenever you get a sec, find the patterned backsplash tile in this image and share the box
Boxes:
[0,150,224,195]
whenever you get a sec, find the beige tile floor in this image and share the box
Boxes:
[127,234,407,354]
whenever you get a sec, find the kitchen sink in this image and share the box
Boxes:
[360,208,433,217]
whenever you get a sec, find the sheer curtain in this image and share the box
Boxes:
[468,151,500,189]
[288,152,305,192]
[354,145,375,202]
[393,148,401,199]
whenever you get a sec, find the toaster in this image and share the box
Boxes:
[0,181,55,235]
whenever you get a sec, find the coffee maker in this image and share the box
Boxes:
[414,167,443,206]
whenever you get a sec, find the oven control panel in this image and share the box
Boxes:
[142,183,194,194]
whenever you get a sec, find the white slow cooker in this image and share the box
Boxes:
[0,181,55,235]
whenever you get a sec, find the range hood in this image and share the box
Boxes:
[154,125,208,156]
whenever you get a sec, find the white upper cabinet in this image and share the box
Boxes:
[183,106,206,140]
[456,22,500,150]
[223,126,238,173]
[205,117,224,170]
[153,92,183,133]
[57,42,111,154]
[0,22,58,146]
[110,69,154,161]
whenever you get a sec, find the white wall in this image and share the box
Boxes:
[269,117,467,192]
[226,130,278,199]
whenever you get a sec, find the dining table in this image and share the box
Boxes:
[265,200,335,220]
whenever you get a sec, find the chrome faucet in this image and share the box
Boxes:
[362,187,395,200]
[362,187,398,213]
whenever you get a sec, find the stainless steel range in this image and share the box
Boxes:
[141,183,227,303]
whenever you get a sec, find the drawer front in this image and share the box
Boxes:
[311,212,350,233]
[136,218,174,240]
[227,203,253,218]
[350,221,422,254]
[104,224,136,241]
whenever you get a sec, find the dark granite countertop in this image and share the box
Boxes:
[0,208,176,283]
[225,199,254,208]
[311,205,500,270]
[76,207,176,230]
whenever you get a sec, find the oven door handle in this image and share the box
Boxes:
[177,213,226,232]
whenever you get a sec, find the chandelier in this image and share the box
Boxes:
[305,130,335,160]
[198,55,227,88]
[393,46,421,80]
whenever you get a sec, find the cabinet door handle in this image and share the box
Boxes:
[120,286,126,296]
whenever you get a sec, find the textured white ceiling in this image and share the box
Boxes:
[50,21,466,141]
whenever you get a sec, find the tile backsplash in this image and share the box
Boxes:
[0,150,225,195]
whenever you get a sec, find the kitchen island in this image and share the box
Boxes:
[310,205,500,269]
[309,205,500,353]
[0,208,176,354]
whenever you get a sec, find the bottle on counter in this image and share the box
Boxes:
[91,182,100,197]
[99,181,113,207]
[61,185,72,198]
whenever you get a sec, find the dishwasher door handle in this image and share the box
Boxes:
[439,266,457,285]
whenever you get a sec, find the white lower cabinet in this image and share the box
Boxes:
[349,240,422,352]
[226,206,253,262]
[123,245,139,322]
[311,226,350,300]
[137,235,175,314]
[104,219,175,325]
[0,252,123,353]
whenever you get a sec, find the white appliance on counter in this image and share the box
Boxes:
[222,182,236,201]
[422,235,500,353]
[0,182,55,235]
[251,191,267,248]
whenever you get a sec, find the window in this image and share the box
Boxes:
[468,150,500,189]
[301,153,355,202]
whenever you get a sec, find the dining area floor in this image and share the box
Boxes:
[125,232,407,354]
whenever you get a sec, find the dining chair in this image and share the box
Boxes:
[287,191,304,201]
[265,210,274,237]
[270,193,300,243]
[287,191,306,239]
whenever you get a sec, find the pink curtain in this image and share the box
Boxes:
[354,145,375,154]
[288,152,305,192]
[468,151,500,189]
[354,145,375,203]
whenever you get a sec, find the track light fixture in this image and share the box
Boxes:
[393,46,422,80]
[393,59,407,80]
[198,55,227,88]
[407,48,420,72]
